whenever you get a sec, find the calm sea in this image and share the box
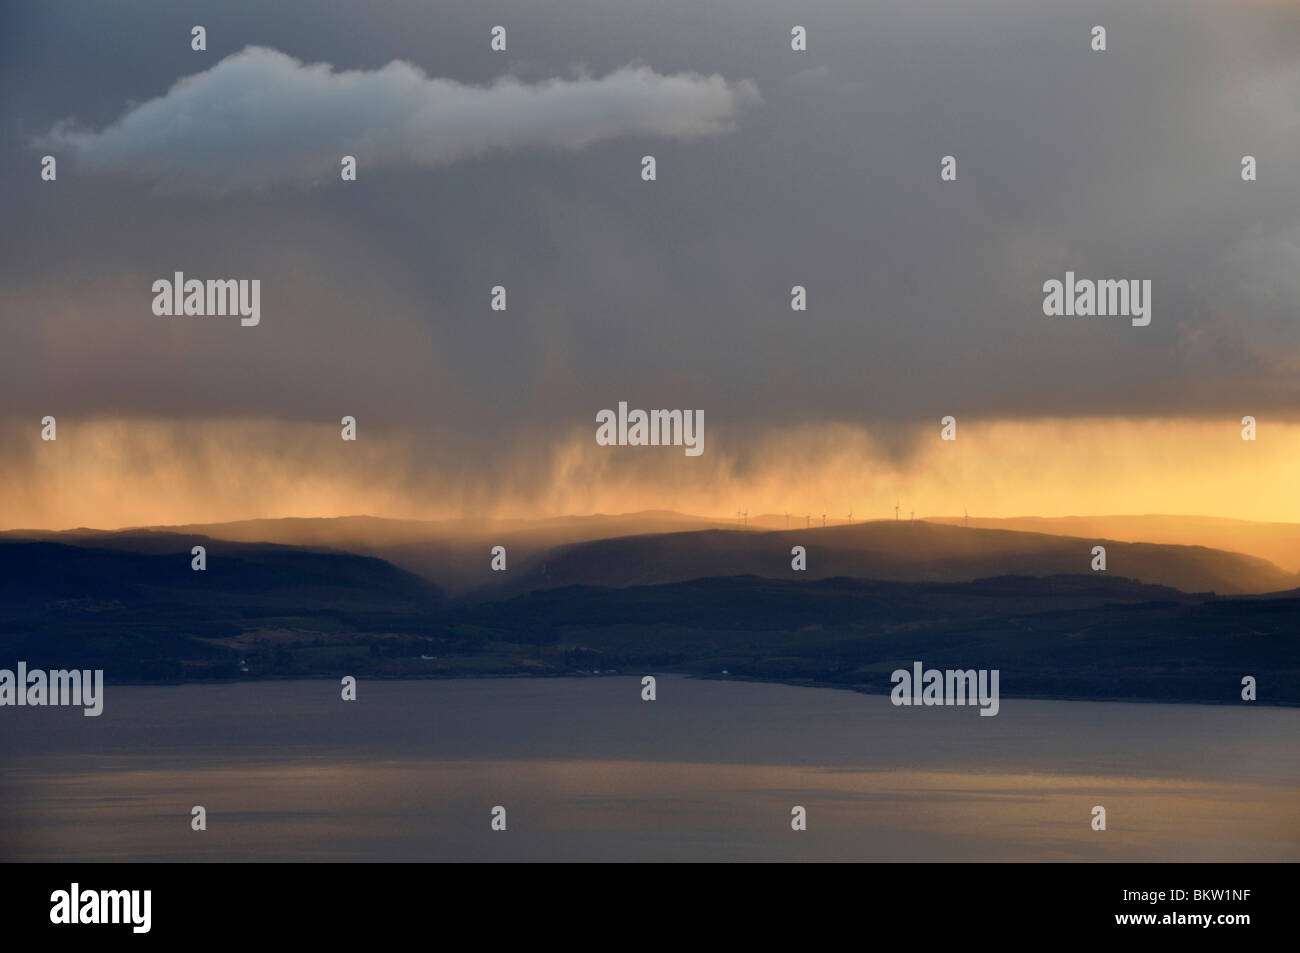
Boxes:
[1,676,1295,861]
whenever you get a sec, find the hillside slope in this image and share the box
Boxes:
[494,521,1297,598]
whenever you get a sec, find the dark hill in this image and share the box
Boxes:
[493,521,1296,598]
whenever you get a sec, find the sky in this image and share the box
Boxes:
[1,0,1298,529]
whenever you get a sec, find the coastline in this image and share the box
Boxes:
[86,670,1296,709]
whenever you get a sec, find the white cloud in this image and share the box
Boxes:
[40,46,760,192]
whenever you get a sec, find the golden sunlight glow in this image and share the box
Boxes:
[4,416,1298,530]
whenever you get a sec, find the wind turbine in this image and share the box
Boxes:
[847,509,853,525]
[894,502,900,521]
[910,510,915,523]
[821,513,827,528]
[964,507,969,528]
[743,510,748,527]
[805,513,811,528]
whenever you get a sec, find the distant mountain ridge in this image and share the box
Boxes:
[4,512,1296,597]
[497,522,1297,598]
[920,514,1300,573]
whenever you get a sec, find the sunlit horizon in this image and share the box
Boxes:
[8,415,1300,532]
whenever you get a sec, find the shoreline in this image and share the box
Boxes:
[87,670,1296,709]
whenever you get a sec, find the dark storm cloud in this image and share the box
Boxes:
[1,0,1298,476]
